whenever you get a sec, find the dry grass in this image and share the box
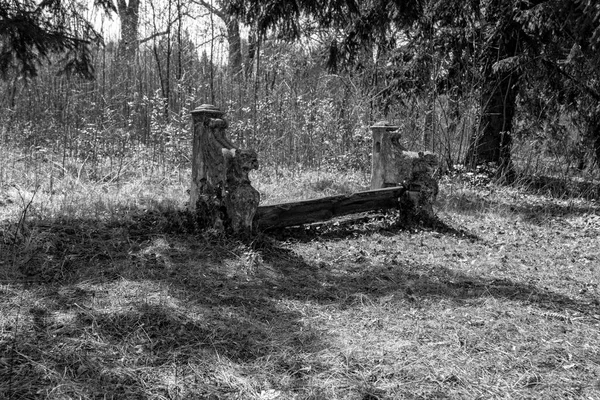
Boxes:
[1,149,600,399]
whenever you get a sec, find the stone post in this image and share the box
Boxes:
[370,121,439,216]
[371,121,401,190]
[190,104,259,233]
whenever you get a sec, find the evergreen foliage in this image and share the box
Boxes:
[0,0,114,78]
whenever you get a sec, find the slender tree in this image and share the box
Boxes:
[116,0,141,62]
[193,0,243,79]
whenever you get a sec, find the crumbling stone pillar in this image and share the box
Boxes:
[371,121,402,190]
[370,121,439,216]
[190,104,259,233]
[222,148,260,233]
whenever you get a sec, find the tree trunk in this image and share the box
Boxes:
[195,1,243,80]
[117,0,140,63]
[589,113,600,168]
[165,0,172,120]
[467,3,520,179]
[245,26,258,79]
[226,16,243,80]
[423,92,435,151]
[470,70,518,167]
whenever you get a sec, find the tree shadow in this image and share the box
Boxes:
[261,210,480,243]
[5,298,308,399]
[516,173,600,201]
[503,200,599,225]
[449,167,600,201]
[440,181,599,224]
[1,255,325,399]
[250,235,599,317]
[1,206,598,398]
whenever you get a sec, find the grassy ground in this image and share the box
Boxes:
[1,152,600,399]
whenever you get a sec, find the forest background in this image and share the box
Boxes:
[2,0,600,186]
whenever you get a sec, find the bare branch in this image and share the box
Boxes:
[138,9,191,44]
[190,0,226,22]
[138,30,169,44]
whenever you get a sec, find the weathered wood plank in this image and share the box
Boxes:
[254,186,407,230]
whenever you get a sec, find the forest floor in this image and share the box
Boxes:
[1,159,600,399]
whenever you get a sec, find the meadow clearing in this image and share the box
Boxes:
[1,149,599,399]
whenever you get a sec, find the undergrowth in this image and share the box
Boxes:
[1,147,599,399]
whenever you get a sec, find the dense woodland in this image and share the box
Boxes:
[1,0,600,180]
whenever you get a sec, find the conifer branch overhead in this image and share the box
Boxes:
[0,0,113,79]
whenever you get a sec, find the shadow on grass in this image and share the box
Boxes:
[516,173,600,201]
[263,210,481,243]
[0,207,597,398]
[5,304,304,398]
[0,210,336,399]
[443,190,600,223]
[251,234,598,316]
[440,181,599,224]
